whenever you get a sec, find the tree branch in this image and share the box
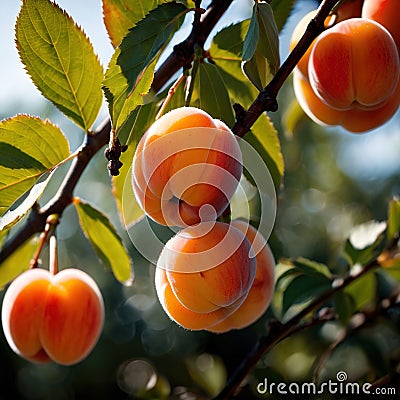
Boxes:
[213,255,383,400]
[232,0,339,138]
[0,0,234,264]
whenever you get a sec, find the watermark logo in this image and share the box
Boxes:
[256,371,396,396]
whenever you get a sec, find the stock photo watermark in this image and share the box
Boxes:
[256,371,396,396]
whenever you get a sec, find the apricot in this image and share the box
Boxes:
[132,107,242,227]
[2,268,104,365]
[206,220,275,333]
[362,0,400,50]
[155,221,256,330]
[293,70,400,133]
[290,1,362,80]
[309,18,399,111]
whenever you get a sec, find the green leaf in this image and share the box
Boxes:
[16,0,103,131]
[270,0,296,32]
[344,269,377,310]
[0,115,70,217]
[282,274,331,318]
[333,292,355,324]
[242,1,280,91]
[243,113,284,191]
[191,62,235,126]
[343,220,387,266]
[112,103,159,227]
[74,198,133,285]
[387,197,400,242]
[103,2,187,130]
[293,257,332,280]
[0,237,38,289]
[210,21,262,109]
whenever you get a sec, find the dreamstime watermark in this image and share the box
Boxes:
[256,371,396,396]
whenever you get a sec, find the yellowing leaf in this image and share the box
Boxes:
[74,198,134,285]
[0,115,70,217]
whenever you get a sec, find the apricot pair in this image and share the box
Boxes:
[2,268,104,365]
[155,220,275,333]
[291,0,400,133]
[133,107,275,331]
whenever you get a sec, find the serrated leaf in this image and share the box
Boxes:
[191,61,235,126]
[344,269,376,310]
[103,0,163,48]
[282,274,331,317]
[293,257,332,280]
[270,0,296,32]
[387,197,400,242]
[344,221,386,266]
[103,2,187,130]
[112,103,158,227]
[16,0,103,131]
[0,172,53,231]
[0,115,70,217]
[242,2,280,91]
[0,237,38,289]
[74,199,133,285]
[243,113,284,191]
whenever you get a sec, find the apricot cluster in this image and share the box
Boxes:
[291,0,400,133]
[132,107,275,332]
[2,268,104,365]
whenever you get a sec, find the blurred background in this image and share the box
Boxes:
[0,0,399,399]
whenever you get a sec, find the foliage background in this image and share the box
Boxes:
[0,0,399,399]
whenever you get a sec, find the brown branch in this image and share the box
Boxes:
[232,0,339,138]
[213,253,384,400]
[0,0,234,264]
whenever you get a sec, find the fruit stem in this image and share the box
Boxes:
[29,214,59,269]
[49,233,58,275]
[155,73,186,120]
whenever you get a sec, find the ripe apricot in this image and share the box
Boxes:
[362,0,400,50]
[293,70,400,133]
[132,107,242,227]
[309,18,399,111]
[290,1,362,80]
[207,220,275,333]
[2,268,104,365]
[155,221,256,330]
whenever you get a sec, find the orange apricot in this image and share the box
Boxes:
[132,107,242,227]
[309,18,399,111]
[2,268,104,365]
[362,0,400,50]
[293,70,400,133]
[155,221,256,330]
[289,1,362,80]
[207,220,275,333]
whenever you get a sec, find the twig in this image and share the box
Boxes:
[213,253,383,400]
[232,0,340,138]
